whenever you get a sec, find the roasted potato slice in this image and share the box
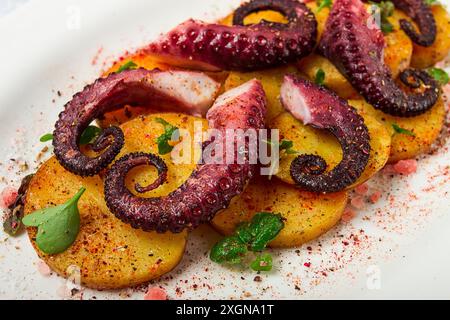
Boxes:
[24,113,208,289]
[411,5,450,69]
[349,98,446,163]
[224,65,300,121]
[270,110,391,190]
[211,177,348,248]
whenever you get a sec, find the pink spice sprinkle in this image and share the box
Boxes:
[37,260,52,277]
[341,208,356,222]
[370,191,382,204]
[355,183,369,195]
[393,159,417,175]
[0,187,18,209]
[304,262,311,268]
[144,287,167,300]
[351,196,365,209]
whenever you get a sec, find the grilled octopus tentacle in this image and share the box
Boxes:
[318,0,439,117]
[145,0,317,71]
[104,80,267,233]
[52,68,221,177]
[280,75,370,193]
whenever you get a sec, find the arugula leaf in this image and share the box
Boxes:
[40,133,54,142]
[210,212,284,270]
[250,253,273,272]
[116,61,138,73]
[427,68,449,86]
[315,69,326,86]
[79,126,102,145]
[155,118,180,155]
[316,0,332,13]
[22,187,85,254]
[392,123,416,137]
[40,126,102,145]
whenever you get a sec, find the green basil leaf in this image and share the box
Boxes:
[315,69,326,86]
[79,126,102,145]
[316,0,332,13]
[392,123,416,137]
[40,133,54,142]
[116,61,138,73]
[250,253,273,272]
[154,118,180,155]
[247,212,285,252]
[210,236,248,264]
[427,67,449,86]
[22,187,85,254]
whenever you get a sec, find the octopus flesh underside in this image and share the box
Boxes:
[318,0,439,117]
[144,0,317,71]
[372,0,436,47]
[104,79,267,233]
[53,68,221,177]
[280,74,370,194]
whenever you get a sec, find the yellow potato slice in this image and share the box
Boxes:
[270,109,391,190]
[349,98,446,163]
[224,65,300,121]
[24,113,208,289]
[411,5,450,69]
[211,177,348,248]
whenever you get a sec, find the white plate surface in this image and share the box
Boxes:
[0,0,449,300]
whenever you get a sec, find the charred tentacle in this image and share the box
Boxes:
[280,75,370,193]
[318,0,439,117]
[145,0,317,71]
[104,80,267,233]
[53,69,220,177]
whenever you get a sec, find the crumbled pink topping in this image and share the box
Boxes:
[144,287,167,300]
[355,183,369,195]
[370,191,382,204]
[341,208,357,222]
[37,260,52,277]
[351,196,365,209]
[393,159,417,175]
[0,187,18,209]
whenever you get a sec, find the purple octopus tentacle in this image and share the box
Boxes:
[280,75,370,194]
[144,0,317,71]
[386,0,436,47]
[52,69,221,177]
[104,80,267,233]
[318,0,439,117]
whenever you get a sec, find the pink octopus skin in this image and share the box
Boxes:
[280,74,370,193]
[104,80,267,233]
[144,0,317,71]
[318,0,439,117]
[53,68,221,177]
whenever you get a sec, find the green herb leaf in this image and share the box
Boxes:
[210,212,284,270]
[79,125,102,145]
[315,69,326,86]
[40,133,54,143]
[424,0,437,5]
[22,187,85,254]
[250,253,273,272]
[392,123,416,137]
[3,212,22,236]
[427,67,449,86]
[210,236,248,264]
[155,118,180,155]
[316,0,332,13]
[116,61,138,73]
[265,139,298,155]
[371,1,395,34]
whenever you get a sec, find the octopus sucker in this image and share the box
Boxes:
[280,75,370,193]
[144,0,317,71]
[104,80,267,233]
[318,0,439,117]
[53,68,221,177]
[377,0,437,47]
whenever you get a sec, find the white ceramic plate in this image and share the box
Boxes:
[0,0,449,300]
